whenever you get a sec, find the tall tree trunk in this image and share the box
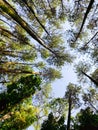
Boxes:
[83,31,98,48]
[0,0,55,55]
[47,0,54,14]
[67,93,72,130]
[75,0,94,42]
[21,0,50,35]
[0,68,40,75]
[81,70,98,86]
[61,0,64,11]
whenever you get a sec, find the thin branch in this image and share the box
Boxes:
[0,18,14,28]
[0,51,19,58]
[83,31,98,47]
[89,102,98,112]
[0,26,32,47]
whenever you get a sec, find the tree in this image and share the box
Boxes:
[0,0,73,84]
[0,74,41,112]
[0,1,73,129]
[40,112,66,130]
[0,74,41,129]
[73,107,98,130]
[74,0,94,42]
[48,98,67,118]
[0,99,38,130]
[32,83,53,129]
[64,83,81,130]
[82,87,98,112]
[66,0,98,88]
[75,62,98,87]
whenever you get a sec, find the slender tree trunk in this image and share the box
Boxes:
[67,93,72,130]
[0,51,19,58]
[89,102,98,112]
[81,70,98,86]
[0,26,32,47]
[61,0,64,11]
[75,0,94,42]
[0,68,40,75]
[0,61,36,66]
[83,31,98,48]
[0,0,55,55]
[47,0,54,14]
[22,0,50,35]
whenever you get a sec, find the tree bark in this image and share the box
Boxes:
[81,70,98,86]
[67,93,72,130]
[0,68,40,75]
[21,0,50,35]
[0,0,55,55]
[75,0,94,42]
[83,31,98,48]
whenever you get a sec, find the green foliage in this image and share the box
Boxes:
[0,75,41,112]
[64,83,81,107]
[42,68,62,81]
[40,49,50,59]
[0,99,38,130]
[47,52,73,67]
[40,112,66,130]
[49,98,67,117]
[91,69,98,82]
[73,107,98,130]
[75,62,91,83]
[0,0,74,84]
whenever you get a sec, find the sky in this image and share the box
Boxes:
[52,64,77,98]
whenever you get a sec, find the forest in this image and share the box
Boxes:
[0,0,98,130]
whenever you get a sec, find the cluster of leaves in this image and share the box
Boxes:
[0,74,41,112]
[0,102,37,130]
[41,112,66,130]
[0,74,42,129]
[73,107,98,130]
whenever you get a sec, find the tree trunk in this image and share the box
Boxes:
[81,71,98,86]
[22,0,50,35]
[67,93,72,130]
[0,68,40,75]
[0,0,55,55]
[75,0,94,42]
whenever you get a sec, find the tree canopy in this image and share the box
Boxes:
[0,0,98,129]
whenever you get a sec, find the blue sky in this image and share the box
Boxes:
[52,64,77,98]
